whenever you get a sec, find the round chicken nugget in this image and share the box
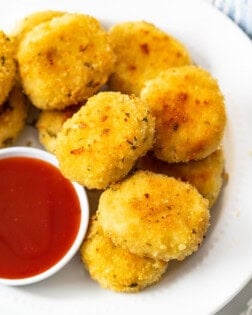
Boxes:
[108,21,191,95]
[17,13,115,110]
[136,149,225,208]
[141,65,226,162]
[0,84,28,147]
[98,170,210,261]
[36,105,79,153]
[55,92,155,189]
[81,216,168,292]
[11,10,65,45]
[0,31,16,106]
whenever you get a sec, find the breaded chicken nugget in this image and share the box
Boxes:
[11,10,65,45]
[17,13,115,110]
[140,65,226,162]
[81,216,168,292]
[36,106,79,153]
[0,31,16,106]
[136,149,225,208]
[0,84,28,147]
[98,170,210,261]
[108,21,191,95]
[55,92,155,189]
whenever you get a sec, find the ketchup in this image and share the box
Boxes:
[0,157,81,279]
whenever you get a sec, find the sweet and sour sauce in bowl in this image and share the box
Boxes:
[0,146,89,286]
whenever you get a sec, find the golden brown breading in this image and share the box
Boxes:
[108,21,191,95]
[36,106,79,153]
[55,92,155,189]
[11,10,65,45]
[0,31,16,106]
[0,84,28,147]
[98,170,210,261]
[17,13,115,110]
[140,65,226,162]
[136,149,225,208]
[80,215,168,292]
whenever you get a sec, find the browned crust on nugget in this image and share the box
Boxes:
[0,84,28,147]
[0,31,16,106]
[98,170,210,261]
[81,215,168,292]
[55,92,155,189]
[36,105,80,153]
[136,149,225,208]
[108,21,191,95]
[17,13,115,109]
[141,65,226,162]
[11,10,65,45]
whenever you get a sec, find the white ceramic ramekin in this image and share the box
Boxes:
[0,146,89,286]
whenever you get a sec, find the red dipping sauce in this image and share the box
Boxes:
[0,157,81,279]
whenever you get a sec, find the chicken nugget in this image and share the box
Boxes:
[0,84,28,147]
[11,10,65,45]
[140,65,226,162]
[98,170,210,261]
[108,21,191,95]
[80,216,168,292]
[17,13,115,110]
[36,106,79,153]
[136,149,225,208]
[0,31,16,106]
[55,92,155,189]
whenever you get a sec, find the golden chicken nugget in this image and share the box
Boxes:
[55,92,155,189]
[17,13,115,110]
[36,106,79,153]
[109,21,191,95]
[11,10,65,45]
[81,216,168,292]
[136,149,225,208]
[98,170,210,261]
[0,31,16,106]
[141,65,226,162]
[0,84,28,147]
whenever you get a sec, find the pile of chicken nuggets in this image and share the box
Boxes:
[1,10,227,292]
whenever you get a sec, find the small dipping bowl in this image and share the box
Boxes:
[0,146,89,286]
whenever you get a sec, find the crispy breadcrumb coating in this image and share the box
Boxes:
[80,215,168,292]
[11,10,65,45]
[136,149,225,208]
[17,13,115,109]
[98,170,210,261]
[140,65,226,162]
[0,31,16,106]
[0,84,28,147]
[36,106,79,153]
[108,21,191,95]
[55,92,155,189]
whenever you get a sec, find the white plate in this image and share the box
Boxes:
[1,0,252,314]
